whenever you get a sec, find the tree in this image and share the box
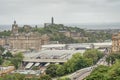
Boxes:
[39,75,52,80]
[2,51,13,59]
[107,60,120,80]
[6,51,13,57]
[47,51,102,78]
[57,77,71,80]
[56,65,65,76]
[0,30,11,37]
[64,53,92,74]
[85,65,109,80]
[85,59,120,80]
[13,73,25,80]
[46,64,58,77]
[83,49,104,64]
[106,52,120,65]
[10,58,20,69]
[64,53,82,73]
[0,45,5,52]
[0,57,3,65]
[14,52,24,60]
[10,52,24,69]
[1,73,25,80]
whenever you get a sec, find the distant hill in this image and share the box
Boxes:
[0,24,112,43]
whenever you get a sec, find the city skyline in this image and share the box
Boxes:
[0,0,120,24]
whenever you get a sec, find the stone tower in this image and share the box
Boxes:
[51,17,54,24]
[12,20,18,34]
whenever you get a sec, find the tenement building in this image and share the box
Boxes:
[112,32,120,52]
[0,21,49,50]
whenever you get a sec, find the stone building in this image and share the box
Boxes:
[59,30,88,41]
[112,32,120,52]
[0,21,49,50]
[0,37,6,46]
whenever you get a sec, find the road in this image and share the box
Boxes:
[52,67,93,80]
[74,71,91,80]
[69,66,94,80]
[69,55,108,80]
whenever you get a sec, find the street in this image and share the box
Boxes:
[69,55,108,80]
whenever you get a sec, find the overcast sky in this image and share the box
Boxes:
[0,0,120,25]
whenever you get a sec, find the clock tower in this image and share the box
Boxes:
[12,20,18,34]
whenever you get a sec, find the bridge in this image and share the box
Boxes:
[23,59,67,63]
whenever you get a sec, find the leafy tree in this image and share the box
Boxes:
[106,52,120,65]
[0,57,3,65]
[83,49,104,64]
[0,30,11,37]
[46,64,58,77]
[1,73,25,80]
[85,58,120,80]
[14,52,24,60]
[39,75,52,80]
[107,60,120,80]
[2,51,13,59]
[56,65,65,76]
[6,51,13,57]
[10,58,21,69]
[85,65,109,80]
[46,52,95,77]
[64,53,92,74]
[0,45,5,53]
[10,52,24,69]
[14,73,25,80]
[57,77,71,80]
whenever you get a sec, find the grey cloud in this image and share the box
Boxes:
[0,0,120,24]
[106,0,120,2]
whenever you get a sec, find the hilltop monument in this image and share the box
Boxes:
[51,17,54,25]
